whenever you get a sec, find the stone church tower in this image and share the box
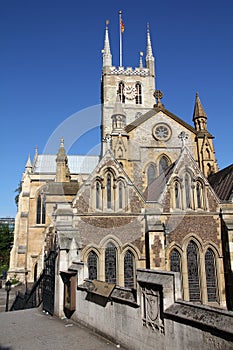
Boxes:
[9,20,233,312]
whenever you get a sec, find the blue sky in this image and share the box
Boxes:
[0,0,233,217]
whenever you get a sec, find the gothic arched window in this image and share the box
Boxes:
[185,174,192,209]
[88,251,98,280]
[135,83,142,104]
[159,156,169,175]
[124,250,135,288]
[107,174,112,209]
[36,194,46,224]
[170,249,181,272]
[119,181,123,209]
[96,182,101,209]
[205,249,217,302]
[118,82,125,103]
[147,164,156,185]
[187,241,200,301]
[196,182,202,208]
[105,242,117,283]
[174,182,181,209]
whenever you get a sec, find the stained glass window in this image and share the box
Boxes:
[105,242,116,283]
[187,241,200,301]
[170,249,181,272]
[124,250,135,288]
[205,249,217,302]
[88,251,98,280]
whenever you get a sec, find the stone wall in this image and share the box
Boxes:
[70,269,233,350]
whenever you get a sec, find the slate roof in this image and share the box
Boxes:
[33,154,100,174]
[208,164,233,201]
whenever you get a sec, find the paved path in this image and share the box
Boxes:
[0,307,123,350]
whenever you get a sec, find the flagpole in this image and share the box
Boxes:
[119,10,122,67]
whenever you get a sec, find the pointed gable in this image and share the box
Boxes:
[73,150,145,213]
[143,146,219,211]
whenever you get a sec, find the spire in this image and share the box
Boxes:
[102,20,112,68]
[146,24,155,76]
[193,92,207,131]
[56,138,70,182]
[25,154,32,173]
[56,137,67,161]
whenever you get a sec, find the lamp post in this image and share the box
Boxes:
[5,280,12,312]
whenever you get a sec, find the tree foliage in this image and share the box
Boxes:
[0,224,14,275]
[15,181,22,208]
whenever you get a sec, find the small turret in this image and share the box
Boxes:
[102,21,112,71]
[193,92,207,132]
[56,138,70,182]
[192,93,218,176]
[25,154,32,174]
[111,94,127,133]
[146,24,155,77]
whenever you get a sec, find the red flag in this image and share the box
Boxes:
[120,17,124,33]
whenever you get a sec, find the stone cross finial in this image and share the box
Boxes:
[178,131,189,148]
[153,90,163,106]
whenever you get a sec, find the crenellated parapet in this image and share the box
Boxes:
[108,66,150,77]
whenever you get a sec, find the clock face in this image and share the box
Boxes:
[123,84,137,100]
[153,123,171,141]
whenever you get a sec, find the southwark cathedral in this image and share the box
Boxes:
[9,23,233,313]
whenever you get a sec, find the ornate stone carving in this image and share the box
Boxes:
[141,284,164,334]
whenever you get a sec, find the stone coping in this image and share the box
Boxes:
[165,301,233,339]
